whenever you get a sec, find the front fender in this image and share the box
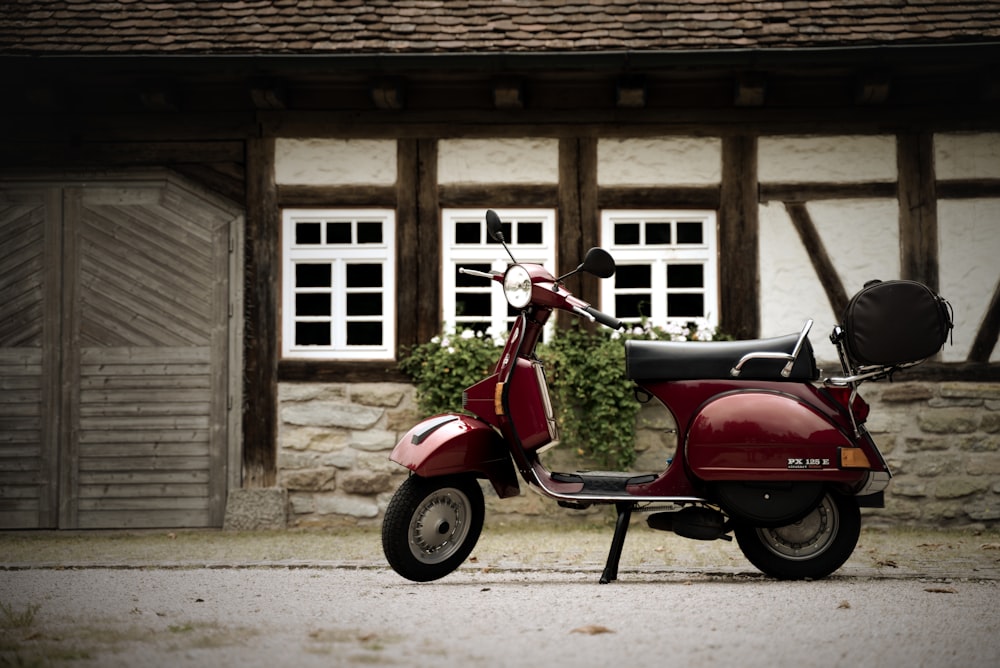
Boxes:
[390,414,520,498]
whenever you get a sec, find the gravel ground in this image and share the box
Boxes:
[2,525,999,667]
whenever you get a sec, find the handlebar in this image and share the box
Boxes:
[584,306,624,331]
[458,265,623,331]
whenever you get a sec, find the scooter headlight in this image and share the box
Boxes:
[503,264,532,309]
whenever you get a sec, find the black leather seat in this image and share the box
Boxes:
[625,332,819,382]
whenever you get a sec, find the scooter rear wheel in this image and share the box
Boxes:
[382,474,485,582]
[733,491,861,580]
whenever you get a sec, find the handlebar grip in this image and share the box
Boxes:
[585,306,624,331]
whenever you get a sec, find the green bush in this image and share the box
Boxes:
[399,320,727,470]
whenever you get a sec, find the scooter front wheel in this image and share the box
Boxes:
[733,491,860,580]
[382,474,485,582]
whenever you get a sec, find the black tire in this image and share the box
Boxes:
[734,491,861,580]
[381,474,485,582]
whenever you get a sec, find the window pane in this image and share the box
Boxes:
[616,264,651,289]
[346,263,382,288]
[668,294,704,317]
[677,222,703,244]
[456,222,480,244]
[296,293,331,316]
[347,293,382,316]
[296,322,330,346]
[357,221,382,244]
[646,222,671,245]
[296,263,331,288]
[456,263,490,287]
[296,223,321,245]
[327,222,352,244]
[667,264,704,288]
[456,293,491,317]
[518,221,542,244]
[614,223,640,245]
[616,294,650,319]
[347,321,383,346]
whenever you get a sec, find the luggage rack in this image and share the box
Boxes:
[824,325,928,437]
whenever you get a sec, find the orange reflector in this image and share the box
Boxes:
[839,447,871,469]
[494,383,505,416]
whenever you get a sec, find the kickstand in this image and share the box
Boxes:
[600,502,633,584]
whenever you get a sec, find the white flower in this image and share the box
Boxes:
[460,329,475,339]
[431,336,441,344]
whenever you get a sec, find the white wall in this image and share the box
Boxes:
[598,137,722,185]
[438,138,558,184]
[275,138,397,185]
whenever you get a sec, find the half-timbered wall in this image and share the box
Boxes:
[273,131,999,528]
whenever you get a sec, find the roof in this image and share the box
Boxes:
[2,0,1000,56]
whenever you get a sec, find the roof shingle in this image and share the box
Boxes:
[1,0,999,55]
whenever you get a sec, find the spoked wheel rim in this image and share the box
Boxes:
[755,494,840,561]
[407,487,474,565]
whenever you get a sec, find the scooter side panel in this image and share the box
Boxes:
[390,414,520,498]
[686,391,865,483]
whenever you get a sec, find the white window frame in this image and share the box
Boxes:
[441,208,556,337]
[281,209,396,360]
[600,209,719,330]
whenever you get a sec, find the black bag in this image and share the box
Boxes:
[841,279,952,366]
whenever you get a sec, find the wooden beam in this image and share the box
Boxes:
[855,72,891,105]
[936,178,1000,199]
[242,137,278,488]
[616,77,646,108]
[718,135,759,339]
[250,79,287,110]
[277,184,397,207]
[439,184,557,208]
[396,139,420,352]
[493,78,524,110]
[371,78,406,110]
[784,201,849,316]
[897,132,939,290]
[760,182,897,203]
[734,74,766,107]
[278,360,408,383]
[968,276,1000,364]
[598,186,721,210]
[416,138,441,344]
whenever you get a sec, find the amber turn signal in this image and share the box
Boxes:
[494,383,505,416]
[839,447,871,469]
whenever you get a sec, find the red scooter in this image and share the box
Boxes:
[382,210,952,583]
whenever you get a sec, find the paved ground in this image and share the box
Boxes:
[2,524,999,667]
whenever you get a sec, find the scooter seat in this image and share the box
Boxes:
[625,332,819,382]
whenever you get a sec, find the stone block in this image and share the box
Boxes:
[351,383,407,408]
[350,429,397,452]
[279,467,336,492]
[881,383,933,402]
[281,425,349,452]
[967,502,1000,521]
[282,401,383,429]
[315,494,379,518]
[933,477,989,499]
[340,470,392,494]
[981,412,1000,434]
[279,382,348,402]
[940,382,1000,401]
[917,407,979,434]
[223,488,288,530]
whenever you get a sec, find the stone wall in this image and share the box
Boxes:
[273,380,1000,529]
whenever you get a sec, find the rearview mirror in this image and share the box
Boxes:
[580,247,615,278]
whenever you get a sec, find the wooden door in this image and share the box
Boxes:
[0,175,242,529]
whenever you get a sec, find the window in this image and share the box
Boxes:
[600,210,718,329]
[441,209,556,336]
[282,209,395,359]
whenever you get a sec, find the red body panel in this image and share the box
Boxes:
[389,414,520,498]
[684,390,859,482]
